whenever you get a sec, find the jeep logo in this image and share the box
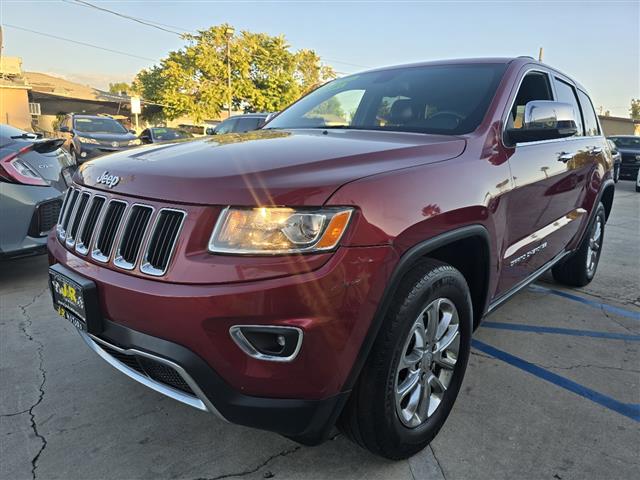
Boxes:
[96,171,120,188]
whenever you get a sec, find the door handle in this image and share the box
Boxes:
[589,147,603,155]
[558,152,574,163]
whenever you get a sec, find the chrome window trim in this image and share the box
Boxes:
[113,203,155,271]
[78,330,225,420]
[75,194,107,256]
[139,208,186,277]
[65,191,91,248]
[90,199,128,263]
[229,325,304,363]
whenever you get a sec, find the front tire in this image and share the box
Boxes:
[552,203,605,287]
[338,259,473,460]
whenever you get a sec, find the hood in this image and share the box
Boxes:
[76,129,466,205]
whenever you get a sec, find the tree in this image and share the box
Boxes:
[134,25,336,121]
[630,98,640,121]
[108,82,133,95]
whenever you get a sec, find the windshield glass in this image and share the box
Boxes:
[152,128,191,141]
[266,63,506,135]
[74,117,128,134]
[609,137,640,149]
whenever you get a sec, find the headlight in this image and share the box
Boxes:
[77,136,99,144]
[208,207,353,254]
[128,139,142,146]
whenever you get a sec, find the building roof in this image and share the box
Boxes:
[24,72,128,103]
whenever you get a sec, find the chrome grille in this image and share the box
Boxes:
[141,209,185,276]
[66,192,90,246]
[114,205,154,270]
[92,200,127,262]
[58,189,79,239]
[76,196,105,255]
[56,186,186,277]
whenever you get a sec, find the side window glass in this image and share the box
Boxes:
[508,72,553,129]
[577,90,600,136]
[235,117,260,132]
[553,78,583,136]
[216,119,236,134]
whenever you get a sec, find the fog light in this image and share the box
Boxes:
[229,325,303,362]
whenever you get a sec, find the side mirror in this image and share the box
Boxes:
[59,126,70,133]
[140,135,151,143]
[129,129,137,134]
[506,101,578,145]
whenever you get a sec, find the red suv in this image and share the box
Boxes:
[48,57,614,459]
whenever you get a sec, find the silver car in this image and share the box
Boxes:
[0,125,75,259]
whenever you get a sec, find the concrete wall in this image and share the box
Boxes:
[598,116,640,136]
[0,87,32,131]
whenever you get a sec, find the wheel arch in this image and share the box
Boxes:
[342,224,491,393]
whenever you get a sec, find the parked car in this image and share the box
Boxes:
[206,113,271,135]
[139,127,193,144]
[606,138,622,182]
[47,58,614,460]
[608,135,640,180]
[57,114,141,164]
[0,125,74,259]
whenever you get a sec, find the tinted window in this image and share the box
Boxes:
[577,90,600,136]
[553,79,583,136]
[507,72,553,129]
[234,117,262,132]
[267,64,507,135]
[609,136,640,149]
[151,128,191,141]
[74,117,128,134]
[215,118,237,134]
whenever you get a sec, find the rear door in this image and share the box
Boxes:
[496,68,599,295]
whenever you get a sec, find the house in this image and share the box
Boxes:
[0,56,32,130]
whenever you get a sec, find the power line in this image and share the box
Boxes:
[62,0,371,70]
[3,24,157,62]
[62,0,188,36]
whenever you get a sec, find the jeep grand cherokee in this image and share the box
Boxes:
[47,57,614,460]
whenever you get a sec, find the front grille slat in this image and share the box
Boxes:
[141,209,185,276]
[59,189,79,238]
[114,205,153,270]
[92,201,126,262]
[59,186,185,277]
[67,192,90,245]
[76,196,105,255]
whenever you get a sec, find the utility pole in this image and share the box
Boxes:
[225,27,235,117]
[538,47,543,62]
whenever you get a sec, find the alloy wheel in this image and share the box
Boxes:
[586,216,603,276]
[395,298,460,428]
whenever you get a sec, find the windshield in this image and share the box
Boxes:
[266,63,507,135]
[609,137,640,149]
[152,128,191,141]
[74,117,128,134]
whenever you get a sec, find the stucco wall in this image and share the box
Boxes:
[0,87,32,131]
[598,116,639,136]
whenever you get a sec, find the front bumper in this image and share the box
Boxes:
[76,143,135,161]
[48,236,395,442]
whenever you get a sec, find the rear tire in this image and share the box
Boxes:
[552,203,605,287]
[338,259,473,460]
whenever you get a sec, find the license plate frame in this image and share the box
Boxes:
[49,263,102,334]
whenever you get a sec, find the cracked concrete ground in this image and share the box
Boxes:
[1,181,638,479]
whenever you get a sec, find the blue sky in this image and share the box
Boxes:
[2,0,638,117]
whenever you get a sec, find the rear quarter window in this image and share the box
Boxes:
[577,90,600,136]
